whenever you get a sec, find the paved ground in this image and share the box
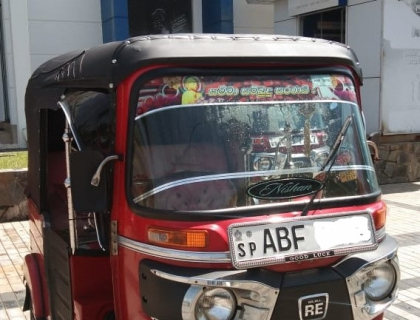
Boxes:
[0,221,29,320]
[0,182,419,320]
[381,182,420,320]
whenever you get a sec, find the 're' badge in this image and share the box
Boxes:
[298,293,329,320]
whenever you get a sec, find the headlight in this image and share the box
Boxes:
[363,263,396,301]
[195,288,236,320]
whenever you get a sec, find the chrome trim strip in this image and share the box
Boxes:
[375,226,386,242]
[133,165,376,203]
[151,268,276,290]
[118,235,231,263]
[135,99,359,120]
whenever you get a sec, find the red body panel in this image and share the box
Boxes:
[24,199,50,318]
[28,199,44,255]
[116,201,385,254]
[70,255,114,320]
[26,196,115,320]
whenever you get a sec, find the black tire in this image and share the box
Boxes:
[28,295,36,320]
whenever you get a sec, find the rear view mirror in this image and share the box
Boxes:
[367,132,381,163]
[70,151,108,212]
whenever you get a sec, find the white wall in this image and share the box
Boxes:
[2,0,31,147]
[192,0,203,32]
[347,0,382,134]
[274,0,298,35]
[28,0,103,72]
[2,0,103,147]
[381,0,420,134]
[235,0,274,34]
[0,2,11,124]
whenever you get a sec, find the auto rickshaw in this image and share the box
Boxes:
[23,34,399,320]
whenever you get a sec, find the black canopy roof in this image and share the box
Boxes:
[26,33,362,113]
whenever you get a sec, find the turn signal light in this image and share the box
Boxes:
[148,227,208,248]
[373,201,387,230]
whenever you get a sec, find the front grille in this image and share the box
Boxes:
[139,259,353,320]
[272,268,352,320]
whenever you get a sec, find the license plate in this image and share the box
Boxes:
[228,212,377,269]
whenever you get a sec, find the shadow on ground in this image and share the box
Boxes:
[381,182,420,194]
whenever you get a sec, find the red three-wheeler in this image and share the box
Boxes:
[23,34,399,320]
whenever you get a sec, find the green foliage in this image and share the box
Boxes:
[0,151,28,170]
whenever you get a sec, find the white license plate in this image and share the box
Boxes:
[228,212,377,269]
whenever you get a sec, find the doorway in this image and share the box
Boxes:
[128,0,193,36]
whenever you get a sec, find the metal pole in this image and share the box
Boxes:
[63,122,77,253]
[0,1,10,122]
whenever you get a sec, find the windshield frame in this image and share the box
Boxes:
[125,67,381,220]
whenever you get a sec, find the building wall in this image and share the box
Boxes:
[202,0,233,33]
[1,0,103,148]
[347,0,382,135]
[381,0,420,135]
[274,0,297,35]
[1,0,30,147]
[234,1,274,34]
[27,0,103,70]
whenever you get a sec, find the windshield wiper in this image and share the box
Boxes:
[301,115,353,216]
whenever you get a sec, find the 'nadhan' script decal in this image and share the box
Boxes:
[247,178,324,200]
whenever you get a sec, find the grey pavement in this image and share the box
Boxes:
[0,221,29,320]
[381,182,420,320]
[0,182,419,320]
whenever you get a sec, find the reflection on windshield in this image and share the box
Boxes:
[131,101,379,211]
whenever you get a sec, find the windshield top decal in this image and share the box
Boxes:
[136,74,357,116]
[246,178,324,200]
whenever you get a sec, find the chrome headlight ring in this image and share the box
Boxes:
[346,256,399,319]
[188,287,237,320]
[182,284,276,320]
[150,269,279,320]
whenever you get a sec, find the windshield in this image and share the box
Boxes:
[130,73,379,212]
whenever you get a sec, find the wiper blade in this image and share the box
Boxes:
[301,115,353,216]
[320,115,353,172]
